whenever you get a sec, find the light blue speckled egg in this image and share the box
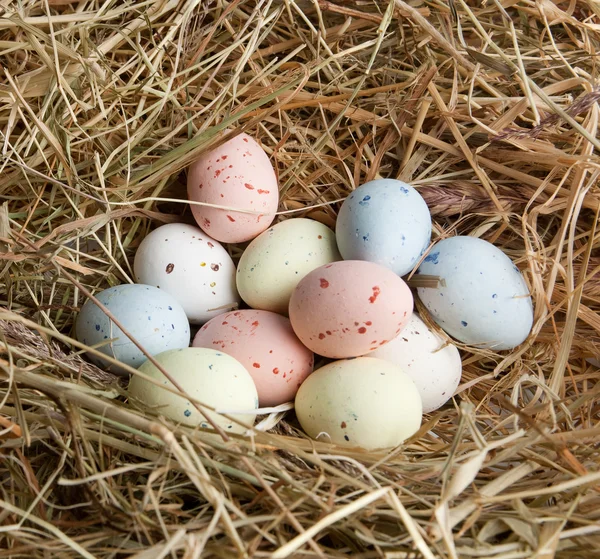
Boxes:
[416,236,533,350]
[75,284,190,373]
[335,179,432,276]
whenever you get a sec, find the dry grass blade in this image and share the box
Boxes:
[2,0,600,557]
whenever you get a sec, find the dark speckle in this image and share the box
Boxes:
[148,316,151,321]
[168,306,172,310]
[363,234,369,242]
[211,263,220,271]
[461,321,468,327]
[166,263,174,274]
[492,293,498,299]
[184,410,191,417]
[359,195,371,207]
[171,324,175,329]
[399,185,409,194]
[95,324,100,331]
[344,435,350,442]
[424,252,439,264]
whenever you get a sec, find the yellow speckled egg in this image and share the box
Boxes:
[129,348,258,433]
[237,218,341,315]
[295,357,422,449]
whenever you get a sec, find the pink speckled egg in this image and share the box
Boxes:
[187,133,279,243]
[192,309,314,407]
[289,261,413,358]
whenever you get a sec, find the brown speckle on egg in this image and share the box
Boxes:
[165,263,174,274]
[318,333,326,340]
[253,363,261,368]
[320,278,329,288]
[226,215,236,222]
[211,263,220,271]
[358,327,367,334]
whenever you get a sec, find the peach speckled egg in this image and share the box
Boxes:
[192,309,314,407]
[289,260,414,358]
[187,133,279,243]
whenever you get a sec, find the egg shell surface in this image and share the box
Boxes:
[129,348,258,433]
[289,260,413,358]
[187,133,279,243]
[417,236,533,350]
[236,218,341,315]
[369,313,462,412]
[335,179,432,276]
[295,357,422,449]
[193,310,314,407]
[75,284,190,373]
[133,223,240,324]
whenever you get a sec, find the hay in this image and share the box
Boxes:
[1,0,600,556]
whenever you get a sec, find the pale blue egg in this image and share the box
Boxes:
[417,236,533,350]
[335,179,432,276]
[75,284,190,373]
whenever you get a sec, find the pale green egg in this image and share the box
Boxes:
[129,348,258,433]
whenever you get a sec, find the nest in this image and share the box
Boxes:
[1,1,600,557]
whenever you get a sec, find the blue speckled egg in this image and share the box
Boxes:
[335,179,432,276]
[417,236,533,350]
[75,284,190,373]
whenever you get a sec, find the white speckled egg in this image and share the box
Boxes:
[237,218,341,315]
[369,313,462,413]
[417,236,533,350]
[75,284,190,373]
[187,133,279,243]
[133,223,240,325]
[129,348,258,433]
[336,179,432,276]
[295,357,422,449]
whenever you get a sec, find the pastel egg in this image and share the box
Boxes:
[133,223,240,325]
[236,218,341,315]
[192,310,314,407]
[187,133,279,243]
[295,357,422,449]
[129,348,258,433]
[417,236,534,350]
[336,179,432,276]
[369,313,462,412]
[75,284,190,373]
[289,260,413,358]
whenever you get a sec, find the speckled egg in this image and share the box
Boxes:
[289,260,414,358]
[187,133,279,243]
[295,357,422,449]
[133,223,240,325]
[75,284,190,373]
[129,348,258,433]
[236,218,341,315]
[336,179,432,276]
[192,309,314,407]
[369,313,462,412]
[417,236,533,350]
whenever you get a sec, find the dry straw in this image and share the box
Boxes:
[1,0,600,557]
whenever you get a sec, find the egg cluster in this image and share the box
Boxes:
[75,132,534,450]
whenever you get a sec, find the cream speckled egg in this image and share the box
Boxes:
[75,284,190,373]
[133,223,240,325]
[369,313,462,413]
[187,133,279,243]
[236,218,341,315]
[192,309,314,407]
[129,348,258,433]
[295,357,422,449]
[289,260,413,358]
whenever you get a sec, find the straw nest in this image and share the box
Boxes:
[1,1,600,557]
